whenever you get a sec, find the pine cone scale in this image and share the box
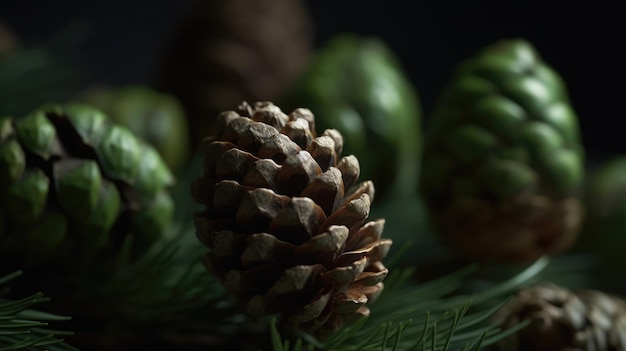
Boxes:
[347,219,385,250]
[241,232,295,267]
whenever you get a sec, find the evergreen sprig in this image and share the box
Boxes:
[99,154,221,311]
[0,271,76,351]
[271,257,549,351]
[151,154,556,350]
[73,154,265,348]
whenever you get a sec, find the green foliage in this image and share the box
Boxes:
[0,271,76,351]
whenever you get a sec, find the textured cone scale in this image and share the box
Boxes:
[193,102,392,334]
[494,283,626,351]
[80,85,191,173]
[420,39,585,262]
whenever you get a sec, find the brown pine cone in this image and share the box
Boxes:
[155,0,314,148]
[494,283,626,351]
[0,21,17,59]
[192,101,392,335]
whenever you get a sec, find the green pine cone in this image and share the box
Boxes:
[0,21,17,60]
[577,157,626,266]
[420,39,585,262]
[0,103,175,268]
[285,33,422,200]
[80,85,191,173]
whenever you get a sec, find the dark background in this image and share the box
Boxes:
[2,1,624,160]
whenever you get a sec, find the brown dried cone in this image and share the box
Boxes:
[155,0,313,148]
[0,21,18,59]
[192,102,392,335]
[494,283,626,351]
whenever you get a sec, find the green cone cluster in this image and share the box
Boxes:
[286,34,422,200]
[0,103,174,266]
[420,39,585,262]
[80,85,191,173]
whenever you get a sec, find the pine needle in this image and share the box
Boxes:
[271,318,284,351]
[71,149,262,348]
[0,272,76,351]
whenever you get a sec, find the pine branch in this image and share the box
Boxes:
[97,153,218,310]
[271,257,549,351]
[0,271,76,351]
[67,153,265,349]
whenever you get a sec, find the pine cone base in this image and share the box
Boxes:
[435,195,583,262]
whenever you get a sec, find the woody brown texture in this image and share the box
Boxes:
[192,102,392,334]
[155,0,313,147]
[495,283,626,351]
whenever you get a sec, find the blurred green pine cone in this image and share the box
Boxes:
[80,85,191,174]
[494,283,626,351]
[192,101,392,336]
[420,39,585,262]
[577,156,626,266]
[284,34,422,200]
[0,103,174,269]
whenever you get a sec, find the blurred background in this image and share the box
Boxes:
[1,0,624,159]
